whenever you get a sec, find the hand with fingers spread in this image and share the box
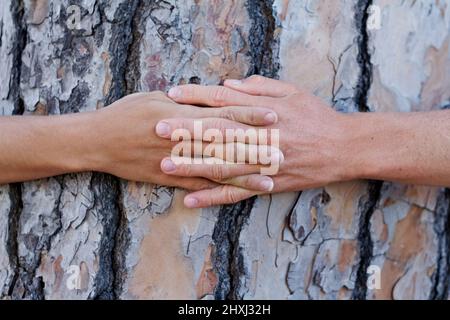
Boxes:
[157,75,348,207]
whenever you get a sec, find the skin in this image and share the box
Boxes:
[0,91,280,197]
[157,75,450,208]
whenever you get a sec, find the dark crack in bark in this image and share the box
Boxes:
[212,198,256,300]
[430,188,450,300]
[354,0,373,113]
[112,185,130,299]
[245,0,280,78]
[352,180,382,300]
[90,174,120,300]
[3,0,27,299]
[59,81,90,114]
[351,0,384,300]
[104,0,140,106]
[10,0,27,115]
[125,0,152,94]
[5,184,22,298]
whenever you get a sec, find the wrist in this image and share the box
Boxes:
[339,112,410,182]
[53,112,106,174]
[340,112,383,181]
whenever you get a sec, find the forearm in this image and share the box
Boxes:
[344,110,450,186]
[0,114,100,184]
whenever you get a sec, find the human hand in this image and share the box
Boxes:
[89,91,280,194]
[157,76,353,207]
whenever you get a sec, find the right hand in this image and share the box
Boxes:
[157,76,350,207]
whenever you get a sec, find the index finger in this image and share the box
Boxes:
[167,84,275,107]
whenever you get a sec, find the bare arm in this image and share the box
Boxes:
[344,110,450,186]
[0,113,98,184]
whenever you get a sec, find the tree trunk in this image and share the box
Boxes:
[1,0,449,300]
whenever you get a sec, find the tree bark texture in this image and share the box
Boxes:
[1,0,450,300]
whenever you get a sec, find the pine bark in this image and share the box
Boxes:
[0,0,449,300]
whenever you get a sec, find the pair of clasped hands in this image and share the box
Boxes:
[101,75,347,208]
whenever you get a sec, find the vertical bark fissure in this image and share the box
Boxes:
[92,0,140,299]
[104,0,140,107]
[5,184,22,297]
[212,198,256,300]
[354,0,373,113]
[351,0,383,300]
[112,185,129,298]
[352,181,382,299]
[125,0,149,95]
[10,0,26,115]
[212,0,280,300]
[90,174,120,300]
[5,0,28,299]
[430,189,450,300]
[245,0,280,79]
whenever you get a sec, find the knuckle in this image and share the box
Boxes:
[241,176,253,189]
[285,84,299,95]
[180,118,190,130]
[128,92,143,99]
[293,89,306,99]
[211,86,228,105]
[249,75,266,85]
[151,90,167,99]
[179,164,191,176]
[205,195,215,208]
[211,165,225,181]
[220,108,237,121]
[171,119,191,134]
[289,93,303,106]
[183,85,194,99]
[248,109,258,124]
[225,187,240,204]
[209,118,226,132]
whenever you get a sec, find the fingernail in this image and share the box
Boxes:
[156,122,171,137]
[272,150,285,164]
[161,159,177,172]
[260,178,274,192]
[279,151,285,163]
[168,87,182,99]
[227,79,242,86]
[264,112,278,124]
[185,197,199,208]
